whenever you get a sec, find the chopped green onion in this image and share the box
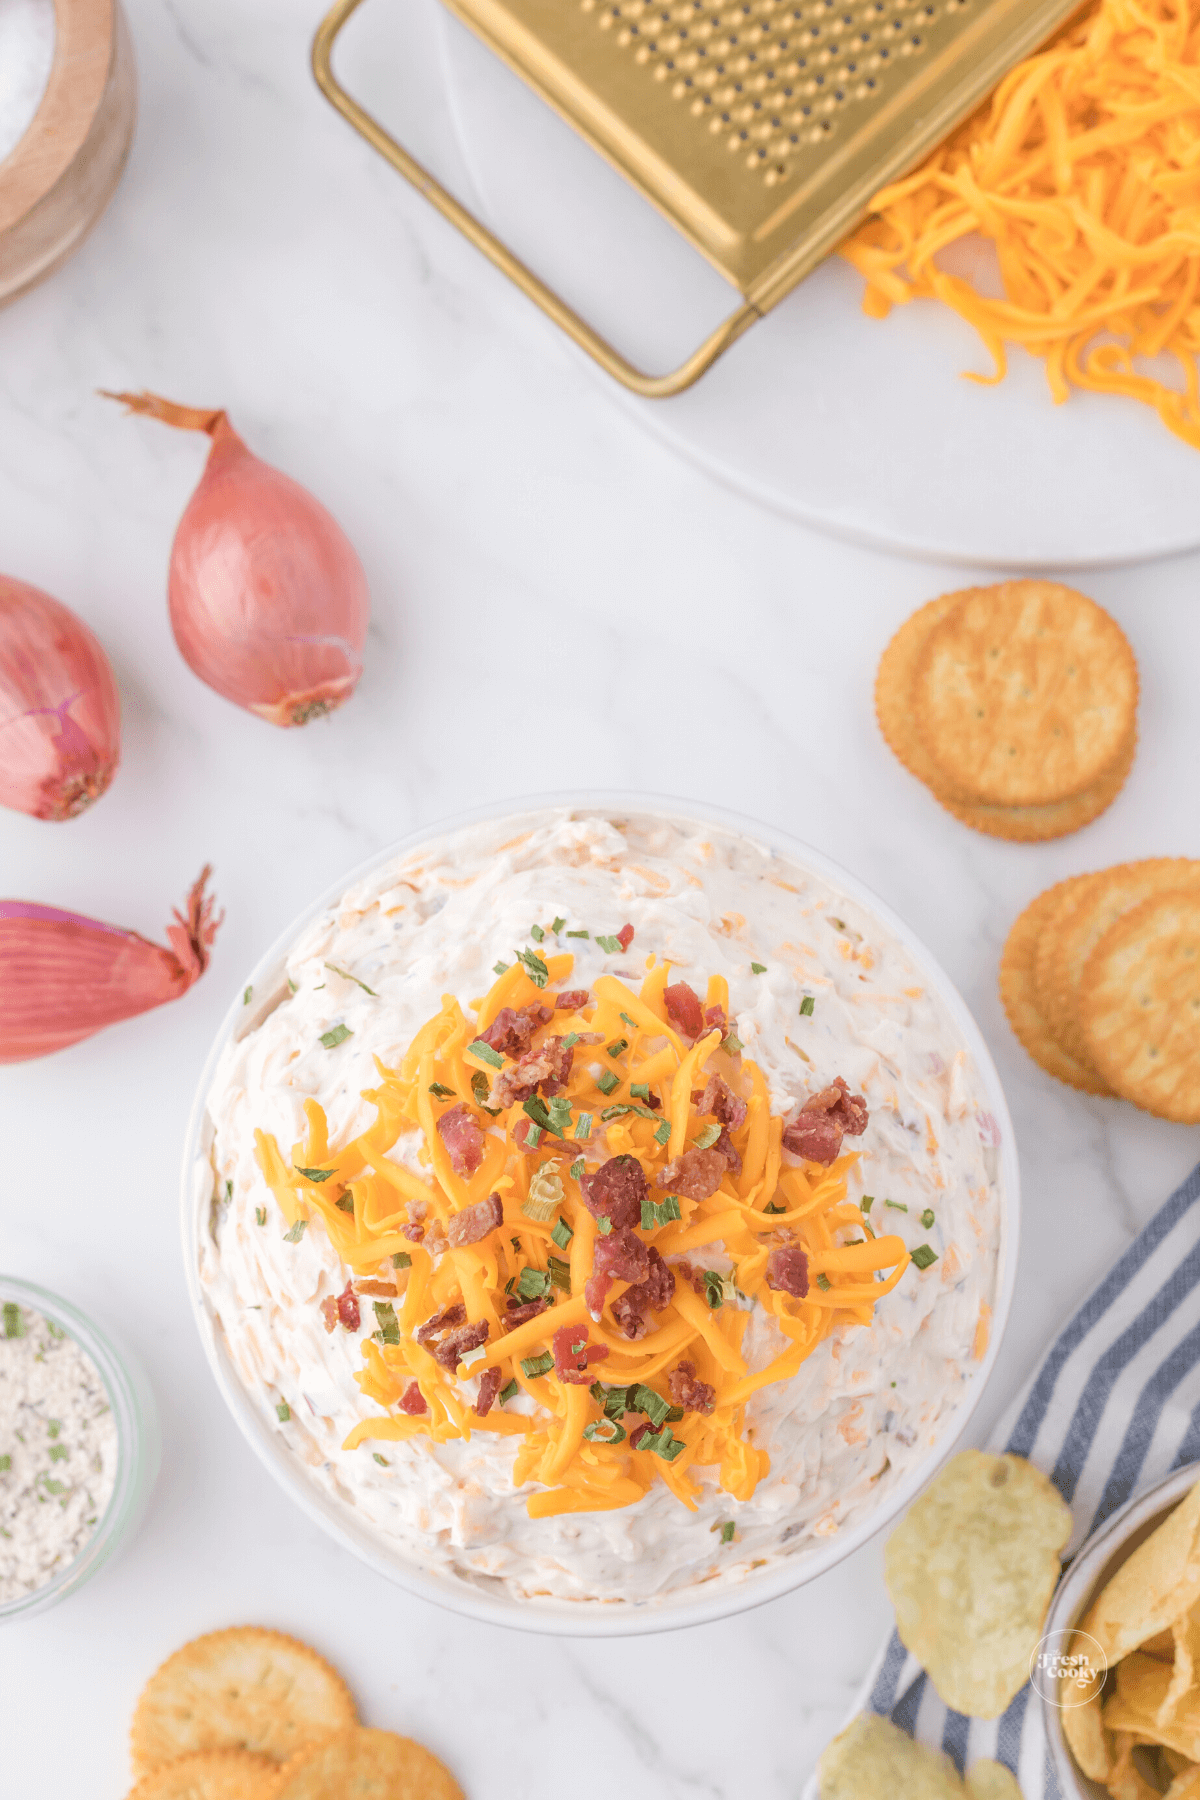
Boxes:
[524,1123,542,1147]
[702,1270,725,1309]
[764,1201,787,1215]
[516,1267,552,1301]
[468,1038,504,1068]
[295,1165,336,1183]
[283,1219,307,1244]
[471,1071,493,1112]
[920,1209,936,1229]
[595,934,621,953]
[276,1401,291,1422]
[644,1426,686,1462]
[530,923,545,942]
[428,1081,456,1099]
[607,1038,628,1059]
[885,1200,908,1212]
[596,1216,613,1236]
[568,1158,586,1184]
[523,1097,565,1141]
[0,1455,10,1473]
[654,1120,671,1145]
[693,1123,721,1150]
[373,1301,401,1344]
[630,1385,670,1428]
[551,917,566,934]
[574,1115,593,1141]
[373,1453,389,1466]
[521,1352,554,1379]
[516,947,549,988]
[547,1256,572,1293]
[860,1195,874,1213]
[498,1379,519,1406]
[721,1521,736,1543]
[751,963,767,975]
[324,961,378,996]
[225,1179,233,1202]
[243,985,253,1004]
[335,1195,355,1214]
[596,1068,620,1096]
[620,1012,638,1028]
[287,977,298,994]
[723,1032,744,1056]
[546,1095,573,1133]
[565,929,589,939]
[561,1031,579,1049]
[629,1082,650,1100]
[583,1418,627,1444]
[551,1217,574,1249]
[600,1102,660,1122]
[319,1023,353,1049]
[254,1207,266,1227]
[800,995,815,1016]
[641,1196,682,1230]
[523,1166,564,1220]
[48,1444,67,1462]
[816,1273,832,1291]
[392,1252,412,1269]
[911,1244,939,1270]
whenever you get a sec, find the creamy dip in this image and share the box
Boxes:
[195,808,1003,1605]
[0,1300,118,1603]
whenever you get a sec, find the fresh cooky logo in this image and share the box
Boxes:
[1029,1629,1107,1707]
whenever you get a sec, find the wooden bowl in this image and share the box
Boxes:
[0,0,136,308]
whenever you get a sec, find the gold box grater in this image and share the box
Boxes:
[313,0,1085,396]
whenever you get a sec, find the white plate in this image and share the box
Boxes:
[182,791,1019,1637]
[425,6,1200,569]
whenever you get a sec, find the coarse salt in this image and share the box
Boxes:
[0,1300,118,1604]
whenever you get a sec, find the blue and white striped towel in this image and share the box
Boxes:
[851,1160,1200,1798]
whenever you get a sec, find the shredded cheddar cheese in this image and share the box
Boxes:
[254,956,910,1518]
[842,0,1200,449]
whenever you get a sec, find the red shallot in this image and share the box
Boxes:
[0,576,121,821]
[0,868,222,1063]
[103,390,370,727]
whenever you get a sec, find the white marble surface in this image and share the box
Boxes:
[0,2,1198,1795]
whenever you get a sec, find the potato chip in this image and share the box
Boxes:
[1060,1642,1114,1784]
[126,1750,278,1800]
[963,1759,1022,1800]
[1107,1731,1174,1800]
[1000,880,1112,1094]
[1081,1482,1200,1664]
[884,1450,1072,1719]
[1105,1654,1200,1762]
[1165,1763,1200,1798]
[1159,1603,1200,1728]
[816,1713,964,1799]
[1039,860,1200,1068]
[130,1627,357,1776]
[914,581,1138,807]
[271,1727,463,1799]
[1142,1628,1178,1661]
[1081,889,1200,1123]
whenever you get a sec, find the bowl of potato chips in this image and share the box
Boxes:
[1041,1462,1200,1799]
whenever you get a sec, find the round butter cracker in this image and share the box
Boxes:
[126,1750,278,1800]
[1081,888,1200,1123]
[272,1727,464,1799]
[914,581,1138,807]
[130,1627,357,1777]
[1000,879,1110,1093]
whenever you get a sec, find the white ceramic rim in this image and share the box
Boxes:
[0,1274,160,1622]
[1041,1459,1200,1799]
[180,789,1020,1637]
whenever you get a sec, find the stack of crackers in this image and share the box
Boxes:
[876,580,1138,841]
[126,1627,462,1799]
[1001,861,1200,1120]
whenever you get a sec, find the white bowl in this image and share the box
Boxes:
[1042,1460,1200,1799]
[180,792,1020,1636]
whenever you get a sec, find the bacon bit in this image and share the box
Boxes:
[398,1381,427,1416]
[424,1221,447,1258]
[478,1004,552,1056]
[611,1247,675,1340]
[616,923,634,952]
[668,1360,716,1415]
[505,1295,550,1326]
[584,1271,612,1319]
[553,1323,609,1384]
[593,1228,651,1285]
[436,1103,485,1177]
[400,1200,426,1242]
[401,1220,425,1242]
[766,1245,810,1298]
[782,1076,869,1166]
[713,1128,742,1176]
[699,1074,748,1132]
[493,1035,576,1108]
[446,1190,503,1248]
[434,1318,489,1371]
[555,988,590,1011]
[629,1421,655,1450]
[320,1296,338,1334]
[354,1279,397,1297]
[415,1301,465,1348]
[656,1146,727,1200]
[580,1153,647,1231]
[664,980,704,1038]
[475,1366,503,1417]
[336,1280,360,1331]
[704,1004,728,1037]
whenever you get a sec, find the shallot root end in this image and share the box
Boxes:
[166,864,224,986]
[99,389,226,438]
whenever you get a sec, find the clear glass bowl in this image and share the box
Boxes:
[0,1276,160,1622]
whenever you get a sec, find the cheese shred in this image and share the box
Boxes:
[841,0,1200,449]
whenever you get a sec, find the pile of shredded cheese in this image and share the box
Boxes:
[841,0,1200,449]
[254,952,909,1521]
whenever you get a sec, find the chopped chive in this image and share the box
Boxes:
[561,1031,579,1050]
[276,1401,291,1422]
[471,1071,492,1111]
[721,1521,736,1543]
[583,1418,627,1444]
[319,1023,353,1050]
[428,1081,456,1099]
[885,1200,908,1212]
[860,1196,874,1214]
[607,1038,628,1059]
[595,934,621,954]
[530,923,545,942]
[596,1216,613,1236]
[551,1217,574,1249]
[816,1273,832,1291]
[498,1379,519,1405]
[551,917,566,934]
[373,1301,401,1344]
[493,961,510,976]
[620,1012,638,1029]
[48,1444,67,1463]
[516,1267,552,1301]
[468,1038,504,1068]
[283,1219,307,1244]
[225,1179,233,1202]
[392,1252,412,1269]
[0,1455,10,1473]
[596,1069,620,1096]
[547,1256,572,1293]
[751,963,767,975]
[255,1206,266,1226]
[504,1277,515,1295]
[324,961,378,996]
[600,1102,660,1122]
[295,1165,336,1183]
[335,1195,355,1213]
[574,1115,593,1141]
[693,1123,721,1150]
[629,1082,650,1101]
[568,1158,586,1183]
[702,1269,725,1310]
[800,996,815,1016]
[521,1352,554,1379]
[516,947,549,988]
[654,1119,671,1145]
[287,977,298,994]
[920,1209,936,1229]
[243,985,253,1004]
[373,1453,389,1466]
[565,929,589,939]
[523,1097,565,1140]
[46,1422,60,1439]
[911,1244,939,1270]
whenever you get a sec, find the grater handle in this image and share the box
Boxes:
[312,0,762,399]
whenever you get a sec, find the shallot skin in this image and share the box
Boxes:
[0,868,221,1063]
[105,393,370,726]
[0,576,121,821]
